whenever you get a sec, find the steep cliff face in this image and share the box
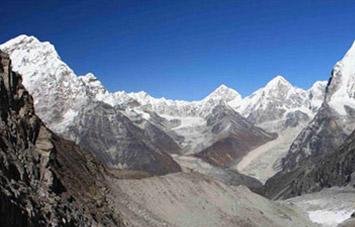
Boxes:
[264,129,355,200]
[0,51,124,226]
[281,103,347,171]
[281,41,355,171]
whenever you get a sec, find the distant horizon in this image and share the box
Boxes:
[1,0,355,100]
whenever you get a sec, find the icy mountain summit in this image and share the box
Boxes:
[326,41,355,115]
[0,35,89,133]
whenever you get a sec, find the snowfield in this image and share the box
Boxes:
[287,186,355,226]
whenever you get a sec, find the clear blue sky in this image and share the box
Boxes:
[1,0,355,100]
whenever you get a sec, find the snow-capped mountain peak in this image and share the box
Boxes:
[0,34,88,132]
[78,73,108,99]
[0,34,60,63]
[265,75,291,88]
[260,75,300,98]
[0,35,326,132]
[235,75,314,131]
[344,40,355,58]
[0,34,76,87]
[204,84,242,103]
[0,34,331,185]
[326,40,355,115]
[307,80,327,111]
[212,84,230,92]
[308,80,328,91]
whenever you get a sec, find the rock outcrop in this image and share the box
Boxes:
[0,50,124,226]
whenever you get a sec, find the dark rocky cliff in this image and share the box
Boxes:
[0,50,125,226]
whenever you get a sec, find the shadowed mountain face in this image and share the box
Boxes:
[0,51,125,226]
[66,102,182,175]
[281,103,348,172]
[195,104,277,167]
[263,129,355,200]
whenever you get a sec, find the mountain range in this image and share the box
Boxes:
[0,47,316,226]
[0,35,326,182]
[2,34,355,226]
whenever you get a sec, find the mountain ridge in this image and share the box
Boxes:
[263,39,355,200]
[0,34,328,183]
[0,35,326,108]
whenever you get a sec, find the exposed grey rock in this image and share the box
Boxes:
[340,218,355,227]
[281,41,355,171]
[281,103,347,172]
[264,128,355,200]
[66,102,181,175]
[284,110,310,128]
[0,50,124,226]
[195,103,277,167]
